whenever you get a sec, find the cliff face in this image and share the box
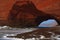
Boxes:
[8,1,37,27]
[0,0,60,20]
[0,0,60,27]
[8,1,58,28]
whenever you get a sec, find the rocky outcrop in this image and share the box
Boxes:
[8,1,59,28]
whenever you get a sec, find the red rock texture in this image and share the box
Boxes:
[7,1,60,27]
[0,0,60,26]
[0,0,60,20]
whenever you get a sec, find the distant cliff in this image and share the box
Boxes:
[8,1,59,28]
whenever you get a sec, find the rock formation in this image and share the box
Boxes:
[8,1,59,28]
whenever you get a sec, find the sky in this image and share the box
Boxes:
[0,0,60,20]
